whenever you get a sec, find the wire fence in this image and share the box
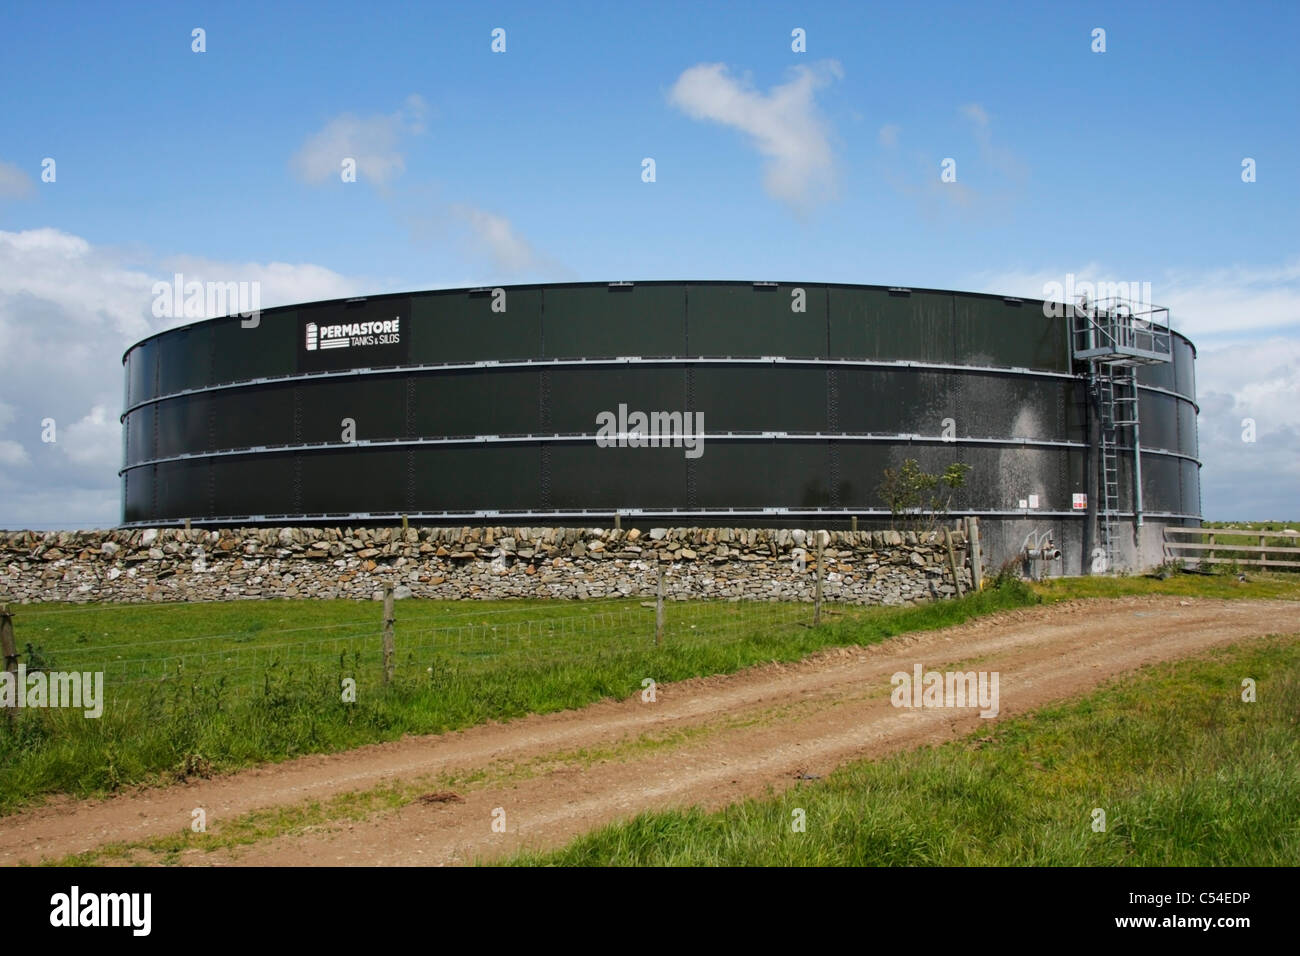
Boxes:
[1,571,857,708]
[0,535,974,808]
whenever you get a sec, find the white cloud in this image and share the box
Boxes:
[877,106,1024,215]
[881,151,977,215]
[1195,337,1300,520]
[960,103,989,127]
[959,103,1026,180]
[59,404,121,470]
[0,228,373,529]
[668,61,842,212]
[0,440,29,467]
[967,261,1300,339]
[158,256,365,314]
[1161,261,1300,340]
[290,94,428,186]
[0,160,35,200]
[448,203,568,276]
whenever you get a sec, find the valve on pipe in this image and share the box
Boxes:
[1024,547,1062,560]
[1020,529,1062,581]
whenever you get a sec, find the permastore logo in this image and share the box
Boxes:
[304,317,401,352]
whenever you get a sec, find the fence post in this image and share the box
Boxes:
[1260,534,1267,569]
[966,516,983,591]
[814,533,823,626]
[851,515,858,533]
[944,528,965,597]
[655,564,664,646]
[382,584,395,683]
[614,512,621,532]
[1,604,16,727]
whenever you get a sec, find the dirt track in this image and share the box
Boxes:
[2,595,1294,866]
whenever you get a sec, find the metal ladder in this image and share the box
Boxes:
[1069,296,1171,573]
[1096,364,1138,570]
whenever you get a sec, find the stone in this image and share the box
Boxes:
[0,525,964,609]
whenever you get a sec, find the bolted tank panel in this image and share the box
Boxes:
[120,281,1201,572]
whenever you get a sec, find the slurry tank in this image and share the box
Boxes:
[120,281,1201,573]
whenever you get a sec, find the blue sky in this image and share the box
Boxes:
[0,0,1297,526]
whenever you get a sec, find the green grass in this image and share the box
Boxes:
[1183,521,1300,570]
[0,582,1041,815]
[1032,569,1300,602]
[1203,520,1300,533]
[504,637,1300,866]
[50,781,419,866]
[5,572,1295,820]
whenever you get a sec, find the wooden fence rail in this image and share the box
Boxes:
[1164,527,1300,569]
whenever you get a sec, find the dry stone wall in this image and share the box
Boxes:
[0,526,972,606]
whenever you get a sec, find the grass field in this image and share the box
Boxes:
[3,571,1297,817]
[1177,521,1300,570]
[1031,568,1300,602]
[1203,520,1300,534]
[504,636,1300,866]
[0,581,1041,814]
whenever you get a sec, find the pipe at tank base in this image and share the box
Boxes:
[1024,548,1062,560]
